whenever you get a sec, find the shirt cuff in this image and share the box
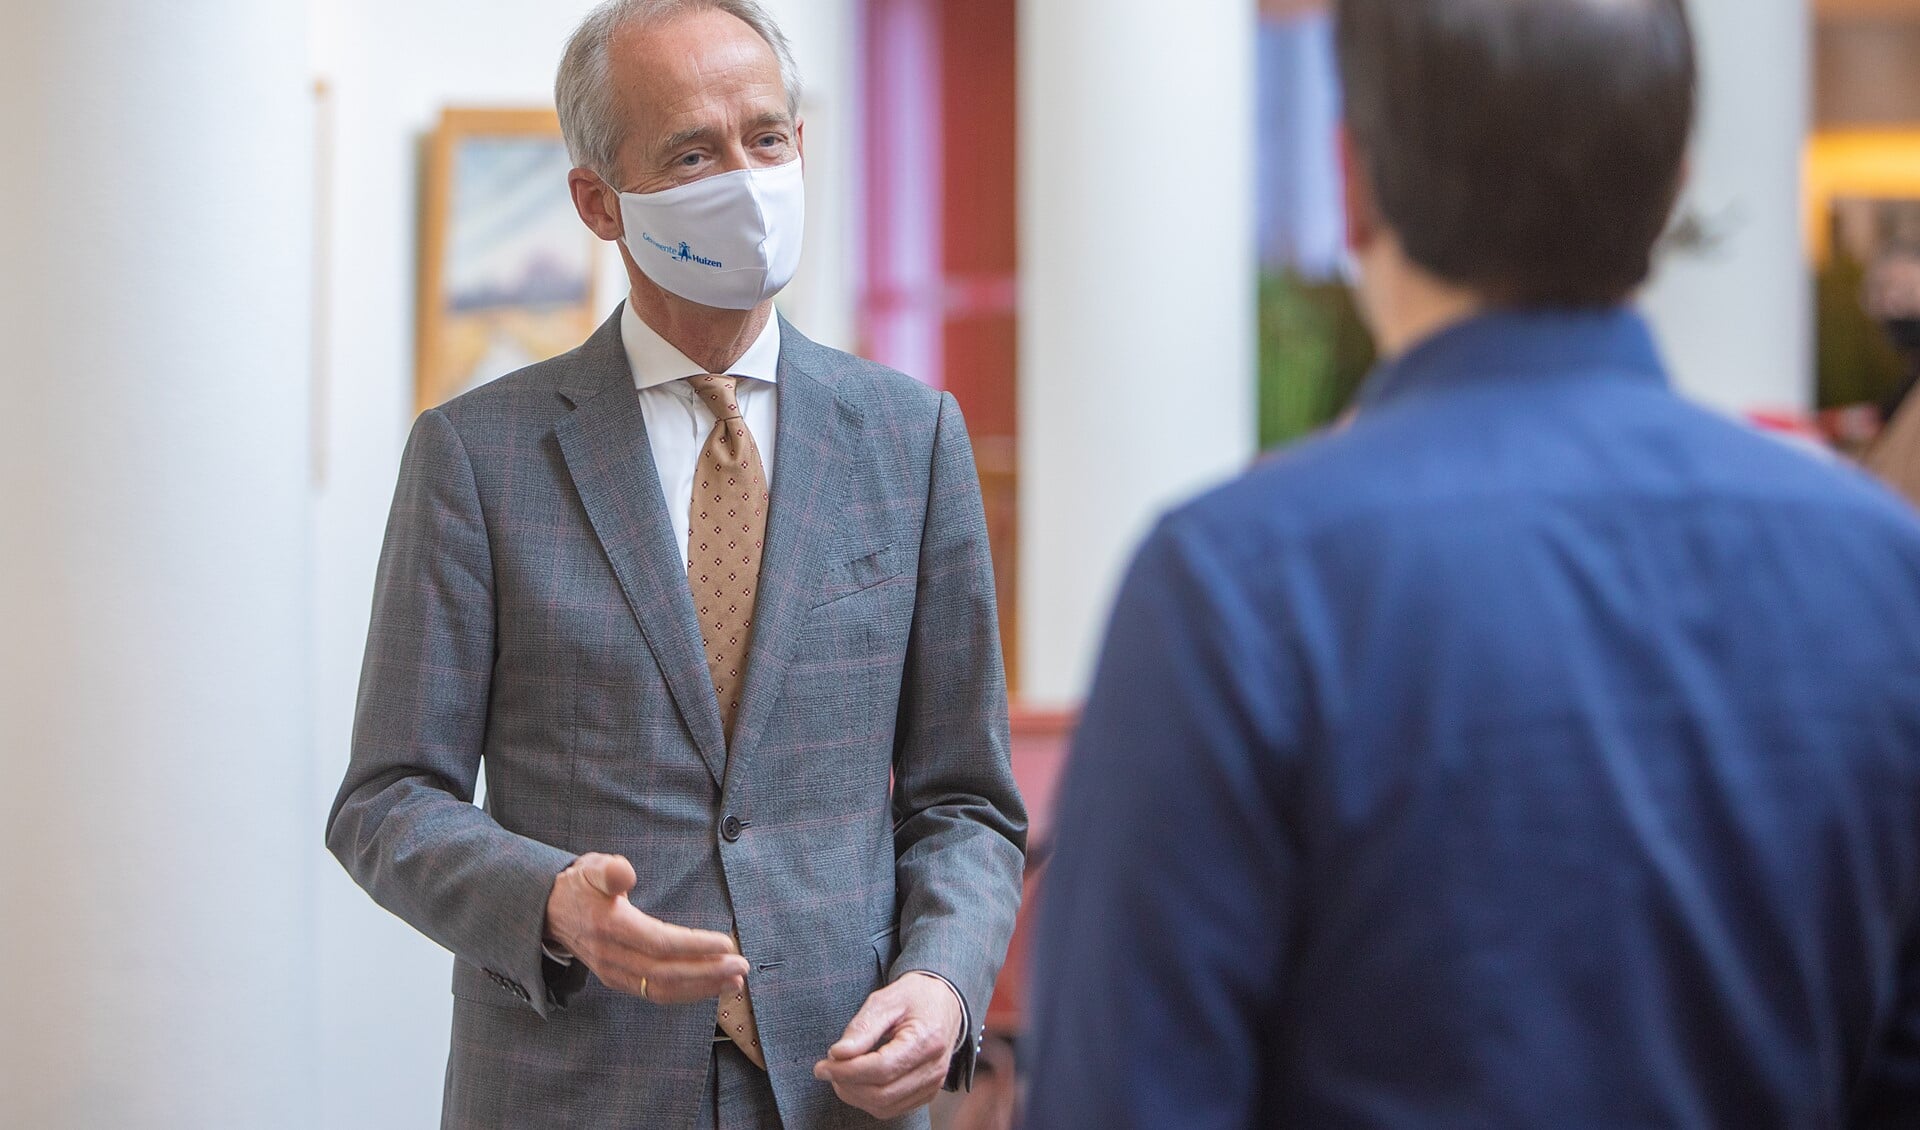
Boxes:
[542,857,581,966]
[904,969,970,1054]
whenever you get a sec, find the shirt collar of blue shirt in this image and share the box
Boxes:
[1355,305,1669,415]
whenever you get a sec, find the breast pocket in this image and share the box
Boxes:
[816,545,905,610]
[786,547,914,749]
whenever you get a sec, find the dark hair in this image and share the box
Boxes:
[1334,0,1696,307]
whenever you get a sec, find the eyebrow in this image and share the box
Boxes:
[655,112,795,159]
[743,111,795,134]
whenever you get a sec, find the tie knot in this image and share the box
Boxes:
[688,374,743,421]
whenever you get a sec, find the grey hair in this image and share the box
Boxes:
[556,0,804,177]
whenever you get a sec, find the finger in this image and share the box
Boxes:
[634,968,747,1005]
[580,853,636,899]
[630,950,751,988]
[595,908,739,960]
[648,953,752,984]
[886,1059,949,1108]
[615,907,742,959]
[817,1024,943,1087]
[857,1070,945,1122]
[829,1062,945,1123]
[603,955,748,1003]
[829,994,906,1061]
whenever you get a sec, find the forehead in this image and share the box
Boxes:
[606,9,789,143]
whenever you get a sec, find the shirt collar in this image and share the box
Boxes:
[620,300,782,392]
[1355,305,1668,413]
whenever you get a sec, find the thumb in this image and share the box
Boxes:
[582,853,637,900]
[830,993,904,1060]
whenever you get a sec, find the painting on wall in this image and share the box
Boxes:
[1822,197,1920,411]
[1805,130,1920,455]
[416,108,599,413]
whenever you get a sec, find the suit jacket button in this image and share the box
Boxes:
[721,814,744,842]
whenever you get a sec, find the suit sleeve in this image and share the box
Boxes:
[325,408,581,1017]
[1024,514,1300,1129]
[889,392,1029,1090]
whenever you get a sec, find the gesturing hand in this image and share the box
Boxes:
[814,972,962,1120]
[542,852,749,1004]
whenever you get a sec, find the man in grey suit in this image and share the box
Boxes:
[326,2,1026,1126]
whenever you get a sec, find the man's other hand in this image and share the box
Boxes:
[543,852,748,1004]
[813,972,963,1119]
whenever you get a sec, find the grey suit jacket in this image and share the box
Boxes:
[327,309,1027,1129]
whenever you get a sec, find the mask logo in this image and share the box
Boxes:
[640,231,722,269]
[617,160,802,308]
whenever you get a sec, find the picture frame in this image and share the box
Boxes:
[1805,129,1920,265]
[1804,129,1920,422]
[415,107,600,414]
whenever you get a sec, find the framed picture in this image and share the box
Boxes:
[416,108,600,413]
[1806,130,1920,426]
[1806,129,1920,264]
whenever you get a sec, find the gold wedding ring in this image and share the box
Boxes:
[638,976,650,1001]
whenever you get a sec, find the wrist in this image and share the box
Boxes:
[542,860,583,956]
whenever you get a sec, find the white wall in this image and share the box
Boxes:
[0,2,316,1125]
[1641,0,1813,413]
[306,1,856,1125]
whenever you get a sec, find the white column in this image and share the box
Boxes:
[1018,0,1259,706]
[1640,0,1811,414]
[763,0,862,352]
[0,3,315,1127]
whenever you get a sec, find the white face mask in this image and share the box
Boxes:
[616,159,806,311]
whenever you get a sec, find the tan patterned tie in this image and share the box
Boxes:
[686,374,768,1070]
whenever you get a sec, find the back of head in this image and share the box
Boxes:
[1334,0,1696,307]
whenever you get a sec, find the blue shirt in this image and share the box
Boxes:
[1026,309,1920,1129]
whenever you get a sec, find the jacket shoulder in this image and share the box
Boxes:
[426,341,602,436]
[783,327,944,418]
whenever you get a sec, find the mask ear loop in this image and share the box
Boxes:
[602,173,643,245]
[595,172,629,246]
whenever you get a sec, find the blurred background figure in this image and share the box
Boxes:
[1025,0,1920,1127]
[4,0,1920,1126]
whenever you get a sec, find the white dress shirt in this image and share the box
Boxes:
[621,301,781,570]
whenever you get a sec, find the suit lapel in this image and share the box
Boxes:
[724,321,862,793]
[555,311,730,788]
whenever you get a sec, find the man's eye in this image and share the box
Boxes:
[679,153,703,167]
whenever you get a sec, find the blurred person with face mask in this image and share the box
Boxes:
[1026,1,1920,1127]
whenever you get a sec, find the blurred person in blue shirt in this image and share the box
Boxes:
[1025,0,1920,1127]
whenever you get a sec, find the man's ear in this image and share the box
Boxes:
[1339,125,1378,257]
[796,117,806,163]
[569,167,624,243]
